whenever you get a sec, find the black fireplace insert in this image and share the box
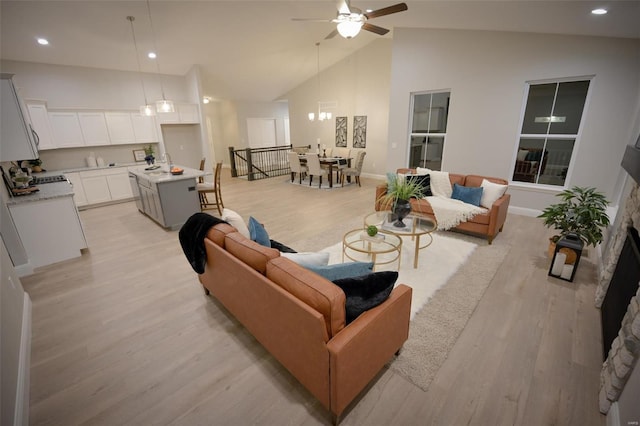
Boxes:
[601,226,640,360]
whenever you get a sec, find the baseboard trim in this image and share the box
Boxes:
[14,293,31,426]
[507,206,541,217]
[14,262,34,278]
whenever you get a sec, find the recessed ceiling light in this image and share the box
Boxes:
[591,8,607,15]
[37,38,49,45]
[148,52,157,59]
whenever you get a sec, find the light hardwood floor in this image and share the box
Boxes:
[20,170,606,425]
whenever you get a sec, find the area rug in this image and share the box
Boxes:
[386,238,508,391]
[288,219,509,392]
[319,232,478,319]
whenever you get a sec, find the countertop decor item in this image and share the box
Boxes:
[538,186,610,250]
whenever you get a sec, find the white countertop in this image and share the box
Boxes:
[128,165,205,184]
[5,180,74,206]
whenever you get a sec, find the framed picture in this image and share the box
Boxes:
[353,115,367,148]
[133,149,146,162]
[335,116,347,147]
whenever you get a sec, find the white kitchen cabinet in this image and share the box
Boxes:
[8,195,87,268]
[105,112,135,145]
[1,75,39,161]
[26,101,56,150]
[157,103,200,124]
[64,172,88,207]
[103,168,133,200]
[130,113,158,143]
[80,170,111,204]
[49,112,84,148]
[78,112,110,146]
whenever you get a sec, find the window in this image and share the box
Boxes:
[408,91,450,170]
[513,79,591,186]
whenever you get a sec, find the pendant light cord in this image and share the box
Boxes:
[127,16,149,106]
[146,0,167,101]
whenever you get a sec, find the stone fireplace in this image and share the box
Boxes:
[596,176,640,414]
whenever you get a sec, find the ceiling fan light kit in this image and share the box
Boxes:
[294,1,407,40]
[337,20,363,39]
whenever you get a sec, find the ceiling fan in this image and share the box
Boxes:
[293,0,408,40]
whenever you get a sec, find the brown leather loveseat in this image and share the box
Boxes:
[375,168,510,244]
[198,222,413,422]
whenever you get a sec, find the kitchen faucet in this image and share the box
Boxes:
[164,152,173,170]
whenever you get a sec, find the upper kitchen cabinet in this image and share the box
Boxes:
[26,101,56,150]
[0,74,39,161]
[156,103,200,124]
[49,112,84,148]
[105,112,135,145]
[78,112,110,146]
[130,113,158,143]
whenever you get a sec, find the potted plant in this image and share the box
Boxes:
[538,186,610,255]
[144,144,155,165]
[377,172,426,228]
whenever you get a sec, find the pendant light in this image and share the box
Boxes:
[145,0,175,113]
[127,16,155,116]
[308,42,333,122]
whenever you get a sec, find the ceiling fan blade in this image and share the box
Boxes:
[325,29,339,40]
[363,3,408,19]
[362,22,389,36]
[291,18,333,22]
[337,0,351,15]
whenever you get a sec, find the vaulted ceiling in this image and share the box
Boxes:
[2,1,638,102]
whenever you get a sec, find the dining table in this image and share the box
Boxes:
[299,155,351,188]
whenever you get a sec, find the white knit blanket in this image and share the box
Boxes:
[425,196,488,230]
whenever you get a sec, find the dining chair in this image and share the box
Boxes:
[306,153,328,188]
[288,151,308,184]
[197,162,224,215]
[333,147,351,182]
[198,158,205,183]
[341,151,367,187]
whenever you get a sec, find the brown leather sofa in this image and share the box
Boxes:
[198,222,413,422]
[375,168,510,244]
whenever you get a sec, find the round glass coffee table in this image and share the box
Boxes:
[364,211,437,269]
[342,229,402,271]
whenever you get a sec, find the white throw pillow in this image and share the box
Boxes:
[480,179,508,208]
[517,149,529,161]
[429,170,452,198]
[281,252,330,267]
[415,167,431,175]
[221,208,250,238]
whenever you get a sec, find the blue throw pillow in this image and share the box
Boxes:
[451,183,483,207]
[248,216,271,247]
[306,261,374,281]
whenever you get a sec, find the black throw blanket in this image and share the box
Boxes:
[179,213,228,274]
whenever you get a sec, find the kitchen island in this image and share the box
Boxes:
[128,165,205,230]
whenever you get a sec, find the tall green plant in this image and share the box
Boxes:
[378,172,425,209]
[537,186,610,247]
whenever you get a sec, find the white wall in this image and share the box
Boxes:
[284,39,393,177]
[387,28,640,212]
[1,239,31,426]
